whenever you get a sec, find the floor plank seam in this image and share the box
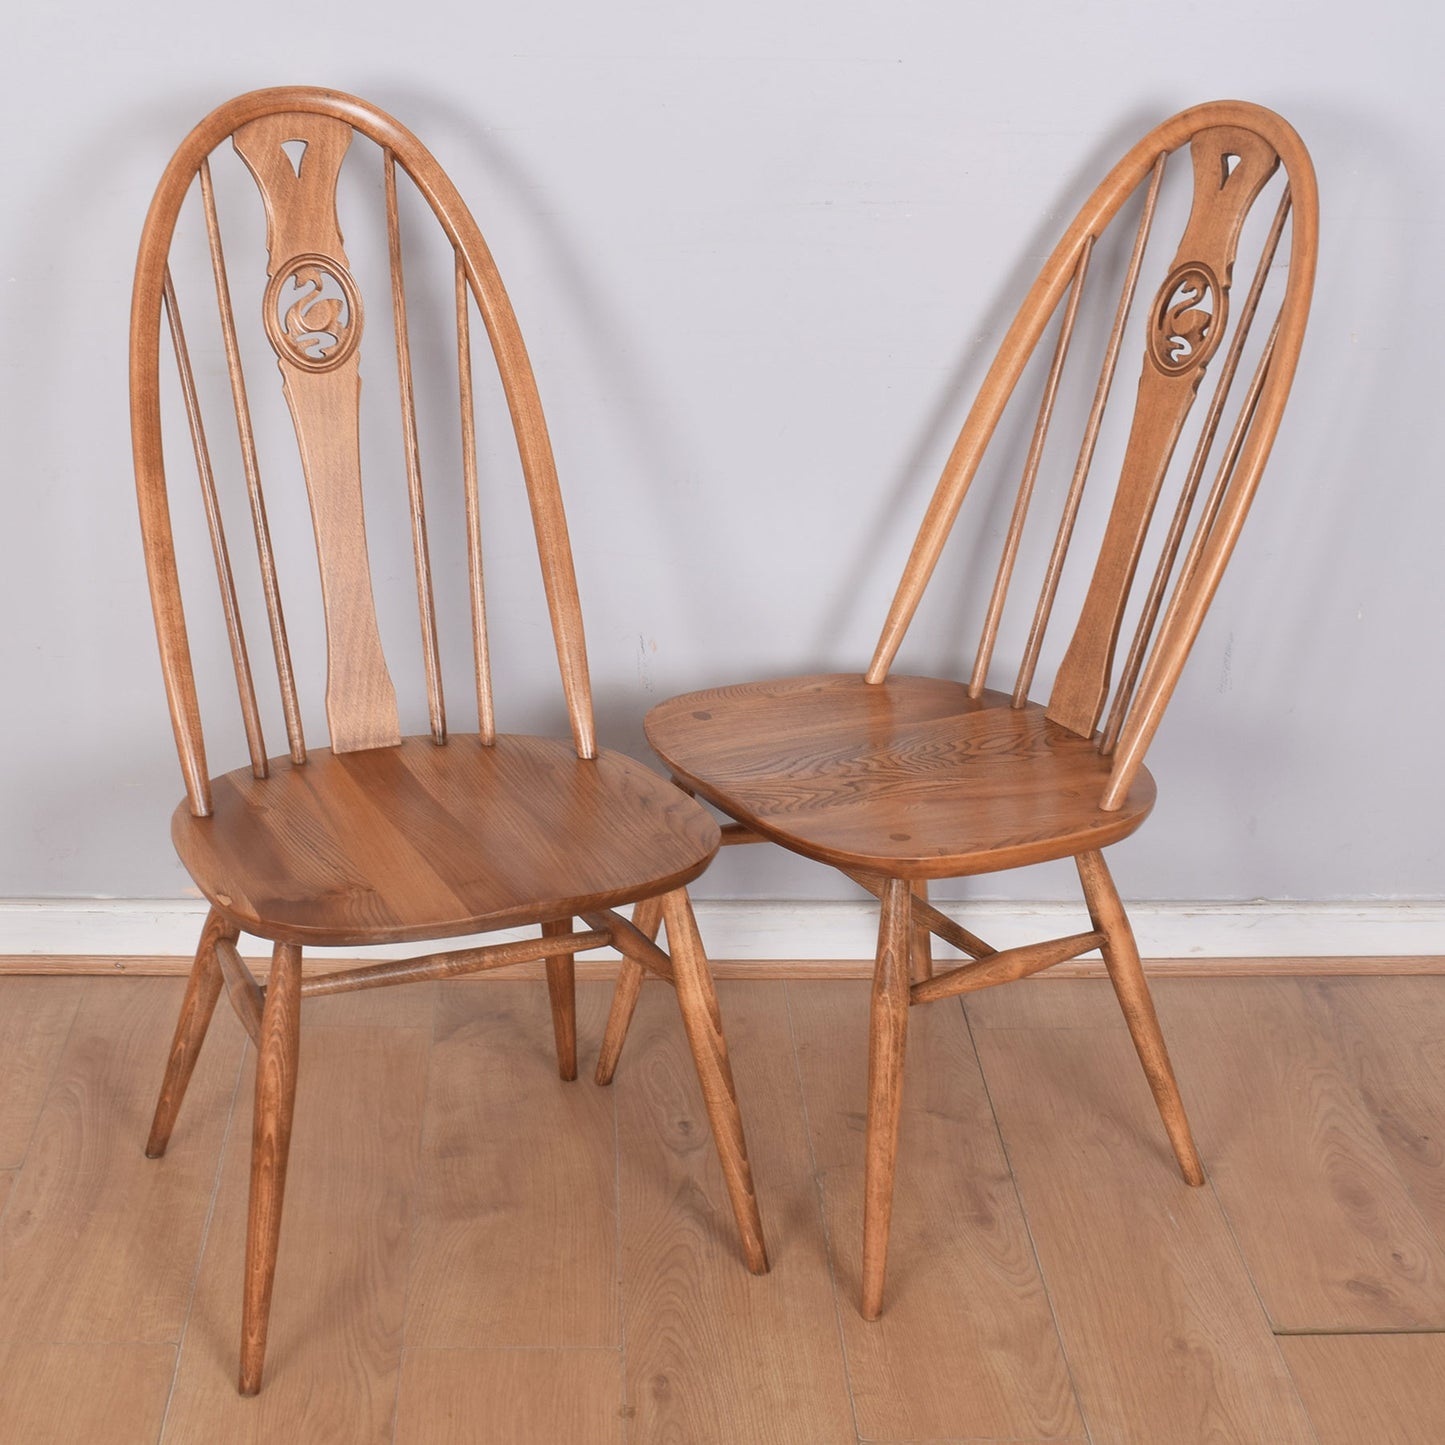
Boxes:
[398,1343,627,1353]
[1273,1325,1445,1337]
[156,1033,248,1443]
[781,980,868,1445]
[959,997,1096,1445]
[387,983,440,1445]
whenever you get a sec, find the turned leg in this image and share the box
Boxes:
[239,942,303,1396]
[594,894,664,1086]
[658,888,769,1274]
[542,918,577,1081]
[146,907,235,1158]
[862,877,912,1319]
[1075,849,1205,1187]
[908,879,934,984]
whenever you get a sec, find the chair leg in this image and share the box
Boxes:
[146,907,236,1158]
[908,879,933,984]
[594,894,664,1086]
[862,877,912,1320]
[658,888,769,1275]
[239,942,303,1396]
[542,918,577,1081]
[1075,849,1205,1187]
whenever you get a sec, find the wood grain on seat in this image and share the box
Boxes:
[175,736,719,946]
[647,674,1155,878]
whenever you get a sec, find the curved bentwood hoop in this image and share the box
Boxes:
[130,88,768,1395]
[629,101,1317,1322]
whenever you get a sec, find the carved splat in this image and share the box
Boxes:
[234,114,400,754]
[1047,126,1279,738]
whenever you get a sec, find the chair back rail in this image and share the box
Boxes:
[865,101,1317,810]
[131,88,596,817]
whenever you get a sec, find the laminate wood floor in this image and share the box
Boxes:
[1,972,1442,1443]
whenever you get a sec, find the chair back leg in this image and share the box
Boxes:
[542,918,578,1081]
[659,888,769,1275]
[594,894,663,1085]
[862,877,913,1319]
[146,907,235,1158]
[1076,849,1205,1186]
[240,941,303,1395]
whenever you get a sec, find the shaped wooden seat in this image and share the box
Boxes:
[603,101,1318,1321]
[646,674,1156,878]
[131,87,765,1396]
[174,736,719,945]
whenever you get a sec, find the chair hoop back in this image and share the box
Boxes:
[865,101,1317,810]
[131,87,597,817]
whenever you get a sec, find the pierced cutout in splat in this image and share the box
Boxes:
[279,139,308,178]
[262,253,362,371]
[1149,261,1224,375]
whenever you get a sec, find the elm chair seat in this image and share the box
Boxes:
[174,735,719,945]
[646,674,1157,879]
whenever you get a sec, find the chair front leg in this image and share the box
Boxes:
[1075,849,1205,1187]
[542,918,578,1081]
[594,894,664,1085]
[240,941,303,1396]
[658,888,769,1275]
[146,907,236,1158]
[862,876,913,1320]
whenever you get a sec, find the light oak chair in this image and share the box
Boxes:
[601,102,1317,1318]
[131,87,766,1394]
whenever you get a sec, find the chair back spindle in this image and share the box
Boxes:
[198,157,308,766]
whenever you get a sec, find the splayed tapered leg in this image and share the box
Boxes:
[908,879,934,984]
[862,876,913,1319]
[1076,849,1205,1186]
[542,918,578,1081]
[659,887,769,1274]
[594,894,663,1085]
[146,907,235,1158]
[239,941,302,1396]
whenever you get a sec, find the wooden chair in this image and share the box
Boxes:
[130,87,767,1395]
[601,102,1317,1318]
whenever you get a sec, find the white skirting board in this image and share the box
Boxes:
[0,897,1442,963]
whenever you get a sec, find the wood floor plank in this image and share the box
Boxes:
[1281,1333,1445,1445]
[163,1021,429,1443]
[1155,977,1445,1330]
[395,1347,624,1444]
[617,980,855,1445]
[404,982,619,1349]
[1304,978,1445,1250]
[0,978,244,1344]
[297,979,437,1029]
[0,977,84,1166]
[968,985,1318,1445]
[790,981,1084,1442]
[0,1341,177,1445]
[0,1171,13,1220]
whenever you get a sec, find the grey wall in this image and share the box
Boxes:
[1,1,1438,906]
